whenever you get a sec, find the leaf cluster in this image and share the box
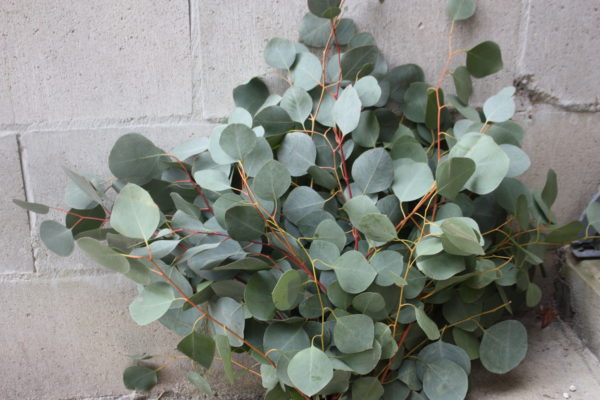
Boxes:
[15,1,583,399]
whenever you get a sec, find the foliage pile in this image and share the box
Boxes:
[16,1,585,399]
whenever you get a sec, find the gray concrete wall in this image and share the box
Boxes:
[0,0,598,398]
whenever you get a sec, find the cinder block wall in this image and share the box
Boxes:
[1,1,598,399]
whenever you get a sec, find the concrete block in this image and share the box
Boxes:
[197,0,523,119]
[519,105,600,224]
[520,0,600,108]
[560,252,600,360]
[0,0,192,125]
[196,0,305,119]
[0,134,34,274]
[0,274,263,400]
[20,124,215,273]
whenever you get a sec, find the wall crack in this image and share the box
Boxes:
[515,74,600,113]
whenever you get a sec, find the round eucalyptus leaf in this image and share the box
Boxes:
[352,148,394,194]
[298,210,334,237]
[170,137,210,161]
[253,160,291,200]
[440,218,484,256]
[332,251,377,294]
[277,132,317,176]
[447,0,476,21]
[243,137,273,177]
[263,322,310,363]
[352,292,387,320]
[352,110,380,147]
[447,94,481,122]
[352,377,384,400]
[338,340,382,374]
[283,186,324,224]
[334,314,375,353]
[254,106,296,144]
[219,123,257,161]
[314,91,336,127]
[448,133,510,195]
[341,45,379,81]
[110,183,160,240]
[383,381,411,400]
[355,76,382,107]
[436,157,476,200]
[177,332,215,368]
[416,251,466,280]
[288,346,334,396]
[392,160,434,202]
[397,359,421,391]
[417,341,471,378]
[403,82,430,123]
[308,0,341,18]
[483,88,515,123]
[193,169,231,191]
[280,86,313,123]
[500,144,531,177]
[386,63,425,103]
[40,220,74,257]
[415,236,444,258]
[343,195,381,227]
[272,269,303,311]
[233,77,269,115]
[224,205,265,241]
[374,322,399,359]
[129,282,175,326]
[453,328,480,360]
[333,85,362,135]
[308,165,337,189]
[487,120,525,145]
[77,237,130,273]
[466,41,503,78]
[315,219,346,251]
[299,13,333,47]
[109,133,162,185]
[371,250,405,287]
[327,281,353,309]
[357,213,397,243]
[452,66,472,104]
[265,37,296,69]
[208,297,245,347]
[228,107,253,127]
[209,125,236,165]
[292,52,322,90]
[123,366,158,392]
[348,32,376,48]
[480,320,527,374]
[422,359,468,400]
[390,138,427,163]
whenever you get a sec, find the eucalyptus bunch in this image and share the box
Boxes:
[15,1,584,399]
